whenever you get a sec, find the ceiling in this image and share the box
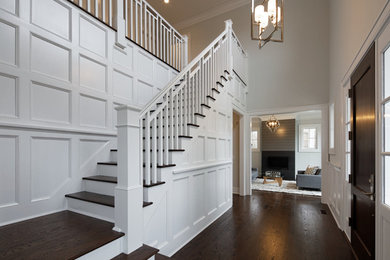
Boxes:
[147,0,247,29]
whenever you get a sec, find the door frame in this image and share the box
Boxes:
[233,104,251,196]
[248,103,329,203]
[339,2,390,258]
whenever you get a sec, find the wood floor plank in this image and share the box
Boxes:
[171,191,354,260]
[0,211,124,259]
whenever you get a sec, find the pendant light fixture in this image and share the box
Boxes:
[251,0,284,48]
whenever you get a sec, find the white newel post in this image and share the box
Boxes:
[115,0,127,48]
[225,19,233,77]
[183,35,189,69]
[114,105,143,254]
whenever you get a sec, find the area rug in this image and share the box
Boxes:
[251,178,322,197]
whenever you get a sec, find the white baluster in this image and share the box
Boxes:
[164,100,169,164]
[152,118,157,182]
[158,111,163,167]
[169,89,174,149]
[144,113,151,185]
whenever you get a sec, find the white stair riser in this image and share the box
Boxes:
[97,164,117,177]
[110,151,117,162]
[76,237,123,260]
[67,198,114,223]
[84,180,116,196]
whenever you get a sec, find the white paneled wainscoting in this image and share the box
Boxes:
[0,0,248,258]
[0,0,178,225]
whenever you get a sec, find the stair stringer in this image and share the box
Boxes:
[142,83,234,257]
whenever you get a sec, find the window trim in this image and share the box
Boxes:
[299,124,321,153]
[251,126,260,152]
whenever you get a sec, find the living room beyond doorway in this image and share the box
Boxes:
[251,111,322,197]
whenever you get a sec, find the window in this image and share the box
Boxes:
[299,124,320,152]
[251,127,260,152]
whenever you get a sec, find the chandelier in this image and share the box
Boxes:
[251,0,284,48]
[266,115,280,133]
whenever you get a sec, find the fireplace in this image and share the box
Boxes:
[262,151,295,180]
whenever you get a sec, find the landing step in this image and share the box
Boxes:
[66,191,114,207]
[112,244,159,260]
[0,211,124,259]
[83,175,117,183]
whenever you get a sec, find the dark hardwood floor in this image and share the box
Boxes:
[0,211,124,259]
[172,191,354,260]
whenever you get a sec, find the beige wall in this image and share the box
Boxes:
[180,0,329,112]
[329,0,388,165]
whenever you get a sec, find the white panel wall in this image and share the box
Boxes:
[143,82,235,257]
[0,0,178,225]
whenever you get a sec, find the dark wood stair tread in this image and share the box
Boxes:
[97,161,117,165]
[212,88,220,94]
[216,81,224,87]
[143,164,177,168]
[0,211,124,260]
[143,149,185,152]
[156,253,171,259]
[187,123,200,127]
[221,75,228,81]
[194,113,206,117]
[143,181,166,188]
[224,69,230,75]
[112,244,159,260]
[83,175,117,183]
[201,103,211,109]
[207,95,216,101]
[65,191,115,207]
[143,201,153,207]
[143,135,192,139]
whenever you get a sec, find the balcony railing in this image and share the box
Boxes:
[68,0,187,71]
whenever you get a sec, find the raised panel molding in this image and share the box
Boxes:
[30,137,71,202]
[30,81,70,124]
[79,55,107,93]
[0,20,17,66]
[0,73,17,118]
[79,16,107,58]
[192,173,205,225]
[173,177,190,239]
[79,139,108,168]
[137,50,154,80]
[30,34,70,82]
[113,70,133,101]
[0,0,17,15]
[113,45,133,70]
[137,80,154,106]
[79,94,107,128]
[31,0,70,40]
[206,137,216,161]
[0,135,18,208]
[206,170,217,215]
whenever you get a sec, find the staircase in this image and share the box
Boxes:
[62,19,239,258]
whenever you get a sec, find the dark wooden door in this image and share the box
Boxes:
[350,43,376,260]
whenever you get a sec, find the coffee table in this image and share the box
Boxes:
[263,176,283,187]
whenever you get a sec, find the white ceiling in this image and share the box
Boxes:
[147,0,247,29]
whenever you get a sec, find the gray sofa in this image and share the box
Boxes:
[296,169,321,190]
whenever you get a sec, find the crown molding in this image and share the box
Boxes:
[174,0,249,30]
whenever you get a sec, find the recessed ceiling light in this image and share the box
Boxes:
[164,0,169,3]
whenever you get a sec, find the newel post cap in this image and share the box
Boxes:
[225,19,233,30]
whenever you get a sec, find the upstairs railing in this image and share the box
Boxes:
[68,0,187,71]
[139,21,234,185]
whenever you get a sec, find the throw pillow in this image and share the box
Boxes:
[305,166,319,175]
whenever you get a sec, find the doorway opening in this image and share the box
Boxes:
[250,110,322,197]
[233,111,241,195]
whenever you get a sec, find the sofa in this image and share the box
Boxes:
[296,169,322,190]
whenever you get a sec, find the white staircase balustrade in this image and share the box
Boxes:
[139,20,233,186]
